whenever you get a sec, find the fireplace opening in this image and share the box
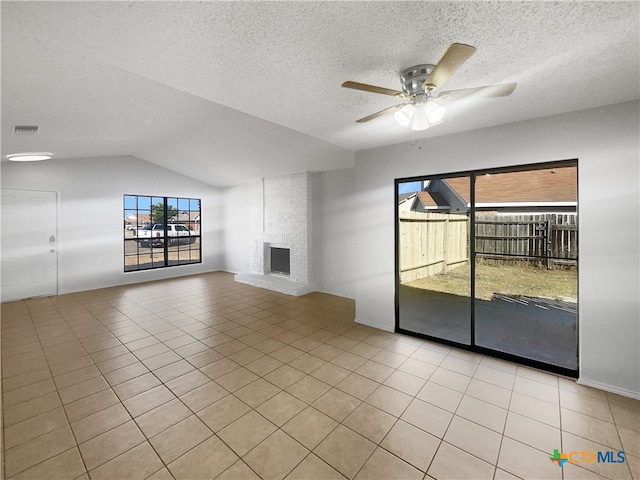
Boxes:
[270,247,290,276]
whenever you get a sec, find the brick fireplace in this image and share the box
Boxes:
[234,172,315,295]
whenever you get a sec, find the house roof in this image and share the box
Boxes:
[417,191,449,208]
[398,193,416,204]
[172,212,200,222]
[125,213,151,224]
[445,166,577,204]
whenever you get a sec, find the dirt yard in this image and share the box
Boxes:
[405,263,577,301]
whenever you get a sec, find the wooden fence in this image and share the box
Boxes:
[476,214,577,268]
[399,212,577,283]
[399,211,469,283]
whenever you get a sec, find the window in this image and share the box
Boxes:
[124,195,201,272]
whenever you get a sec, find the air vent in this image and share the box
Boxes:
[13,125,40,135]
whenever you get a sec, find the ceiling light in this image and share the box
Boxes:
[394,104,415,126]
[6,152,52,162]
[394,93,446,131]
[411,104,430,131]
[425,101,446,124]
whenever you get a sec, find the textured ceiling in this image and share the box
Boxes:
[1,1,638,187]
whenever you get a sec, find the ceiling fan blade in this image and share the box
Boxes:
[436,83,517,103]
[356,104,406,123]
[342,81,404,97]
[423,43,476,90]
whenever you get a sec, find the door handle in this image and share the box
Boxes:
[49,235,56,245]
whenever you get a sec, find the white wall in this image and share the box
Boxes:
[353,101,640,398]
[1,155,223,294]
[312,169,357,299]
[221,183,251,274]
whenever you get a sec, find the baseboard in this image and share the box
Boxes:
[355,316,394,333]
[313,287,356,301]
[577,377,640,400]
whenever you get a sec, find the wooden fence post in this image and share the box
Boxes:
[545,219,552,269]
[443,214,449,273]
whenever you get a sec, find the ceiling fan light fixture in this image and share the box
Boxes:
[394,104,415,126]
[425,101,446,124]
[411,104,430,131]
[343,43,515,129]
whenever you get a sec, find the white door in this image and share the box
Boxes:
[1,189,58,302]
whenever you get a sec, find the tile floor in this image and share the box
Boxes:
[1,272,638,480]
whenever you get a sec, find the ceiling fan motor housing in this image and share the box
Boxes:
[399,64,435,95]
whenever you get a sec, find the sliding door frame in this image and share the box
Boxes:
[395,159,579,378]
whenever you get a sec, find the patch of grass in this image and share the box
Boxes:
[405,263,577,301]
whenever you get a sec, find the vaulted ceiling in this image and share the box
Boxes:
[2,1,638,187]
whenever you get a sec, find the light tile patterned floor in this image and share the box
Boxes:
[2,272,638,480]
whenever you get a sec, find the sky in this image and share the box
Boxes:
[398,181,422,194]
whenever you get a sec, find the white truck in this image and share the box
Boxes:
[136,224,196,248]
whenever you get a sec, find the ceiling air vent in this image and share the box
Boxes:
[13,125,40,135]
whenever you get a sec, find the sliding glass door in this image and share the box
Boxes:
[396,161,578,375]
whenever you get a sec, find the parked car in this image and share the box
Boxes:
[137,224,196,248]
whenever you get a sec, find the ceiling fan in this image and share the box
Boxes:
[342,43,516,131]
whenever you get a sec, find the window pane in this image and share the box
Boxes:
[473,166,578,370]
[137,196,152,211]
[177,198,190,211]
[167,198,178,223]
[124,238,139,271]
[124,195,137,210]
[397,176,471,344]
[150,199,163,224]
